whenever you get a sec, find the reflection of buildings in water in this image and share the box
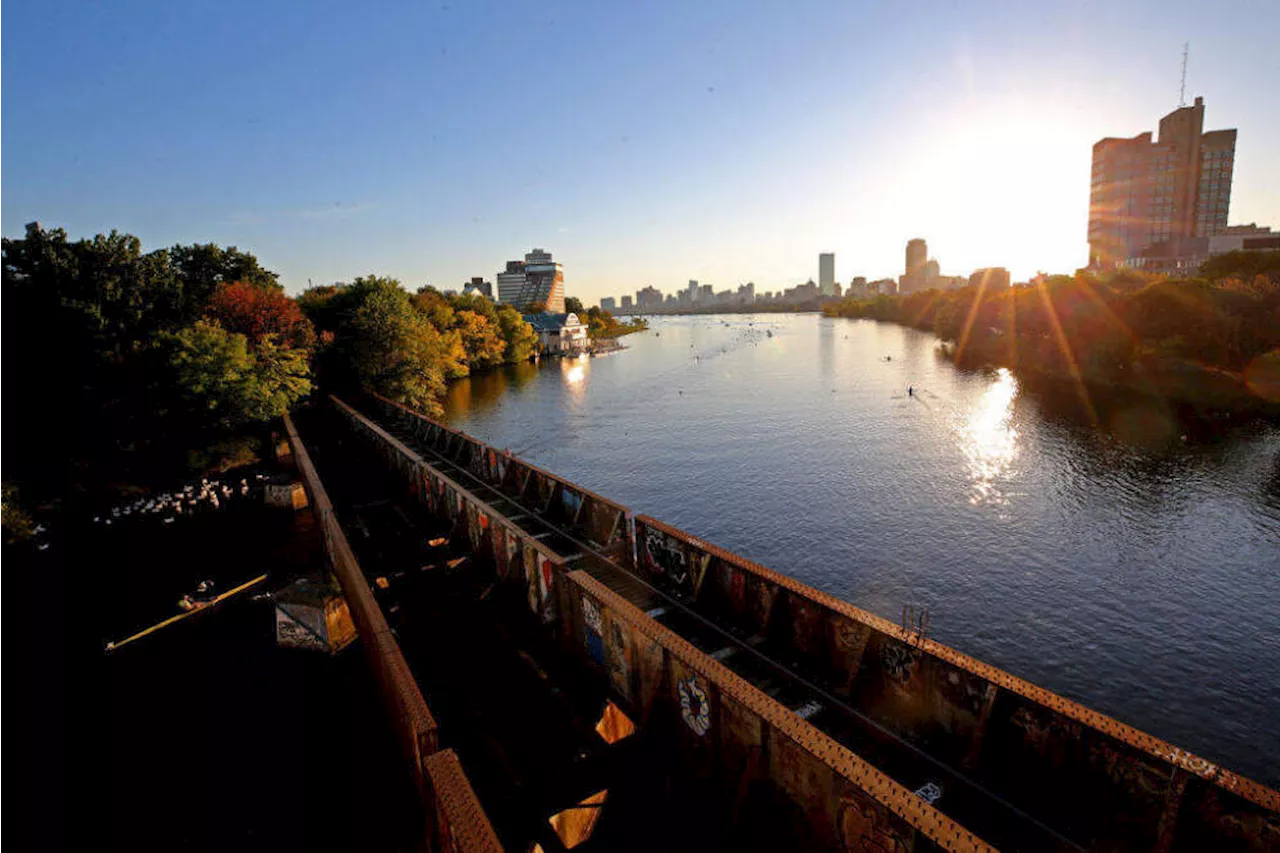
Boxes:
[958,368,1020,506]
[817,317,835,375]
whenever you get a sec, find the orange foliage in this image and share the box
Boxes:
[207,281,315,349]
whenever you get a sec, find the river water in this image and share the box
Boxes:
[442,313,1280,787]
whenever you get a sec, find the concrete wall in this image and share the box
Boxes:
[283,412,501,852]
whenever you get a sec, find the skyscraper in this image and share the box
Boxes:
[1088,97,1236,268]
[900,238,930,294]
[905,239,927,276]
[496,248,566,313]
[818,253,835,296]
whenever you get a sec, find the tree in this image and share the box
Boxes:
[169,242,281,318]
[162,320,311,429]
[2,483,35,544]
[412,286,457,329]
[1199,250,1280,283]
[454,310,506,369]
[565,296,585,315]
[338,276,453,416]
[495,303,538,363]
[207,280,316,349]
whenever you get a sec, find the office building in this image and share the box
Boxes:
[620,295,633,310]
[600,297,617,311]
[900,238,942,294]
[1088,97,1237,268]
[906,239,927,276]
[686,280,700,303]
[635,285,663,311]
[819,253,835,296]
[1133,224,1279,276]
[496,248,565,313]
[462,277,493,299]
[969,268,1012,291]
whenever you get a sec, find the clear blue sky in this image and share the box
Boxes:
[4,0,1278,299]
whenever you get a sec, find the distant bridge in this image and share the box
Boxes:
[284,393,1279,852]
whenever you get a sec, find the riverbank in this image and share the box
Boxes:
[823,269,1280,421]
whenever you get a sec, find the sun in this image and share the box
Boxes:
[877,101,1090,280]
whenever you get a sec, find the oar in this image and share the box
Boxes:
[104,574,268,653]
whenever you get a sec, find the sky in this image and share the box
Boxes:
[4,0,1279,300]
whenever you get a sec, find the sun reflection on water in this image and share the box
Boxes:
[561,354,589,406]
[959,368,1020,506]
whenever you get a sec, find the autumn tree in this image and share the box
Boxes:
[2,223,304,499]
[326,276,454,416]
[207,280,316,349]
[454,310,506,369]
[495,303,538,362]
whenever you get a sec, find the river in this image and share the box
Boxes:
[442,313,1280,787]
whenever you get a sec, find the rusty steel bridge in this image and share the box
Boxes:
[283,393,1279,852]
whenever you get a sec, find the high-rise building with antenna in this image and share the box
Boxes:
[1087,97,1236,268]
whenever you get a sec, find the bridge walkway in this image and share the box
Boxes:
[360,396,1085,853]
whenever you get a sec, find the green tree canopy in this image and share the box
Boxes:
[161,320,311,429]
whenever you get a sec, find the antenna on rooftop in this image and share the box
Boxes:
[1178,42,1189,107]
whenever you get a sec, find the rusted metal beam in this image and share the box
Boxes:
[424,749,505,853]
[568,569,997,853]
[633,513,1280,815]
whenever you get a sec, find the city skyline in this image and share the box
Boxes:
[4,0,1279,299]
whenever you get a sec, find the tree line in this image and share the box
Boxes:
[823,252,1280,413]
[1,224,541,513]
[564,297,649,337]
[297,276,537,418]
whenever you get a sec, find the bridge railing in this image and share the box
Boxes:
[333,395,569,630]
[283,412,502,852]
[369,392,634,563]
[631,513,1280,850]
[564,569,994,852]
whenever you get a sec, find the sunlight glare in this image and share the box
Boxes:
[958,368,1020,507]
